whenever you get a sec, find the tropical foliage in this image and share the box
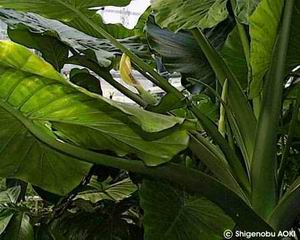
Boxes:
[0,0,299,239]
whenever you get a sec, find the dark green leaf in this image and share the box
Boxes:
[69,68,102,95]
[0,187,20,204]
[151,0,229,31]
[146,20,214,84]
[7,27,69,71]
[0,187,21,235]
[249,0,284,98]
[269,176,300,230]
[1,213,34,240]
[250,0,294,218]
[76,177,137,203]
[192,94,219,121]
[0,213,13,236]
[146,18,234,90]
[0,9,114,68]
[51,198,142,240]
[0,0,131,38]
[34,224,63,240]
[140,180,234,240]
[220,27,248,90]
[189,135,247,199]
[146,93,186,113]
[286,0,300,74]
[0,9,151,67]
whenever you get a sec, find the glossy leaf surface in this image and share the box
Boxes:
[0,41,189,195]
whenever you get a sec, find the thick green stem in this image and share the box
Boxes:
[191,28,256,166]
[189,104,250,194]
[132,62,161,86]
[251,0,295,219]
[236,23,250,66]
[253,96,262,119]
[189,135,249,202]
[135,85,158,105]
[97,69,148,107]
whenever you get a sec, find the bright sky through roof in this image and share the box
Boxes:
[98,0,151,29]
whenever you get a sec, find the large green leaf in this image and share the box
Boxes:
[76,177,137,203]
[0,9,113,68]
[7,27,69,72]
[146,20,214,84]
[69,68,102,95]
[286,0,300,74]
[191,27,256,170]
[0,9,150,68]
[145,18,234,90]
[140,180,234,240]
[0,41,189,195]
[0,187,20,235]
[0,0,131,37]
[249,0,284,98]
[234,0,261,24]
[1,213,34,240]
[0,214,12,237]
[0,0,149,46]
[0,187,20,204]
[250,0,295,218]
[220,26,248,90]
[0,188,33,240]
[0,106,91,195]
[151,0,229,32]
[0,0,130,18]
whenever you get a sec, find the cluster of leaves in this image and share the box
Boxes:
[0,167,144,239]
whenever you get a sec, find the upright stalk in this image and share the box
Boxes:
[189,103,250,193]
[251,0,295,219]
[191,28,256,165]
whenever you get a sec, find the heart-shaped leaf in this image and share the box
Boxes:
[0,41,189,194]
